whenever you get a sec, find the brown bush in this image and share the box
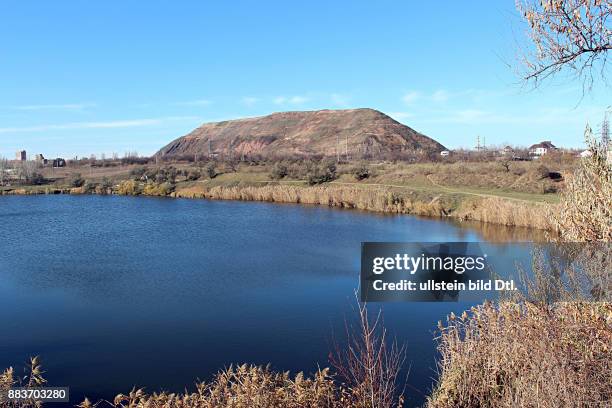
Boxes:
[428,301,612,408]
[554,125,611,242]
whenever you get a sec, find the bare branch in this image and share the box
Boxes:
[516,0,611,89]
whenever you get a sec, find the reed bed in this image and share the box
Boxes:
[427,301,612,408]
[174,184,449,218]
[172,184,558,230]
[2,180,557,230]
[455,197,555,230]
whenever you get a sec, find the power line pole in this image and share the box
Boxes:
[336,134,340,163]
[602,111,610,147]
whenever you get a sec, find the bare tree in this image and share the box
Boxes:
[0,157,8,186]
[330,299,406,408]
[516,0,611,88]
[500,158,512,172]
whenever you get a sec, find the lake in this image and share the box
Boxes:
[0,195,537,406]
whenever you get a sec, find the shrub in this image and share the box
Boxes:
[152,166,177,183]
[116,180,139,195]
[288,160,313,179]
[206,163,217,179]
[69,173,85,188]
[129,167,146,179]
[27,172,46,185]
[307,160,338,185]
[95,178,113,195]
[270,163,289,179]
[534,164,550,179]
[143,182,174,196]
[186,169,201,181]
[353,165,371,180]
[82,182,96,194]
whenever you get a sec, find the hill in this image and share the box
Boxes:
[156,108,446,159]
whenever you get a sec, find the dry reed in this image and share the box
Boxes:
[455,197,555,230]
[175,184,449,218]
[427,301,611,408]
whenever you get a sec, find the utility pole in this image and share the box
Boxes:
[336,134,340,163]
[475,135,481,152]
[602,110,610,147]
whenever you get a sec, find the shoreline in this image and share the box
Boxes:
[0,182,556,231]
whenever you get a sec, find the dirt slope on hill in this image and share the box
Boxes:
[157,108,445,159]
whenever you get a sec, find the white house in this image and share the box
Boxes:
[579,150,593,158]
[440,150,450,157]
[529,141,557,156]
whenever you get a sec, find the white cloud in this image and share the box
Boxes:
[11,103,96,111]
[0,116,201,134]
[241,96,260,106]
[401,91,420,104]
[172,99,212,107]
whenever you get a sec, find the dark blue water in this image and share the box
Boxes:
[0,195,535,406]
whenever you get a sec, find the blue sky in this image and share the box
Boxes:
[0,0,609,158]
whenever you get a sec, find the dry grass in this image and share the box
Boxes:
[429,130,612,408]
[174,184,450,218]
[78,365,342,408]
[0,357,46,408]
[173,184,560,229]
[455,197,555,230]
[372,159,572,195]
[553,125,611,242]
[428,301,612,408]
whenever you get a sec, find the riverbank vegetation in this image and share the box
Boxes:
[0,156,568,230]
[427,127,612,407]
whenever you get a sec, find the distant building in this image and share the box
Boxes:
[15,150,26,161]
[579,150,593,158]
[53,158,66,168]
[440,150,450,157]
[35,154,48,165]
[529,141,557,157]
[500,146,513,155]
